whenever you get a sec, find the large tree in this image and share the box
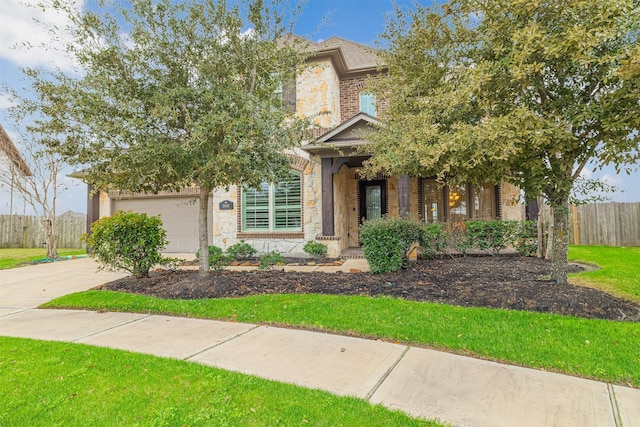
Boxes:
[366,0,640,284]
[20,0,311,274]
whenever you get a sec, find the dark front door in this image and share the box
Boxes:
[359,180,387,224]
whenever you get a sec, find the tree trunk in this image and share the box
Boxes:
[536,196,546,258]
[198,185,211,276]
[545,207,554,260]
[44,216,59,258]
[549,196,570,285]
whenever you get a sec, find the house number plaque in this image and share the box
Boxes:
[219,200,234,210]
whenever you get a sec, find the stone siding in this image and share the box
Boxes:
[500,182,525,220]
[297,61,341,128]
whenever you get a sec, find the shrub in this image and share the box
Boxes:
[258,251,286,270]
[360,216,424,274]
[195,245,232,272]
[445,221,473,255]
[514,220,538,256]
[420,223,448,257]
[303,241,328,258]
[467,220,519,255]
[226,240,257,260]
[83,211,179,278]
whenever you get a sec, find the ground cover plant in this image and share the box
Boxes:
[43,247,640,387]
[0,337,437,426]
[0,248,86,270]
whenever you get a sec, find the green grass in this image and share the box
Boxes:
[0,337,438,427]
[43,290,640,387]
[0,248,87,270]
[568,246,640,302]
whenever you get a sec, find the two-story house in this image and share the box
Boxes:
[87,35,524,256]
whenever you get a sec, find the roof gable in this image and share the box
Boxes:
[302,112,380,154]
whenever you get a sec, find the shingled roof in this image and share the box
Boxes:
[0,124,32,176]
[280,33,383,76]
[316,36,379,71]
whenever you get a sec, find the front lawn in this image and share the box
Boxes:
[40,245,640,387]
[0,337,437,426]
[0,248,87,270]
[569,246,640,302]
[42,290,640,387]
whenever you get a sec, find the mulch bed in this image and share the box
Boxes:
[96,254,640,322]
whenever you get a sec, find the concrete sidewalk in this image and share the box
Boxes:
[1,258,639,426]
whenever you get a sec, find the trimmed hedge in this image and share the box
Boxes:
[359,217,424,274]
[360,217,539,274]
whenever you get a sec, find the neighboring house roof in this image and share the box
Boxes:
[0,124,32,176]
[302,112,380,155]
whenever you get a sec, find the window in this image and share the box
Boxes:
[273,74,296,113]
[242,171,301,232]
[421,180,497,222]
[423,180,443,223]
[360,92,376,116]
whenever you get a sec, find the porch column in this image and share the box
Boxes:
[398,174,410,217]
[321,158,335,236]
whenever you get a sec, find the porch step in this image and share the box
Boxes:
[340,247,365,259]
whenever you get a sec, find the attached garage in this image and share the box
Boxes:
[111,194,209,253]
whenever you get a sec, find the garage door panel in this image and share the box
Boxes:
[113,197,200,253]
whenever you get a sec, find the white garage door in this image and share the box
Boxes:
[113,197,200,253]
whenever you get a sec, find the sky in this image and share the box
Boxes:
[1,0,638,215]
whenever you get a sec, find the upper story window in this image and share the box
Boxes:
[272,73,296,113]
[242,170,302,232]
[359,92,376,117]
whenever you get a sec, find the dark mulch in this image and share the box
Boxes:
[96,255,640,322]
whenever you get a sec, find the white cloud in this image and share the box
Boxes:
[0,93,15,110]
[601,174,624,186]
[0,0,84,71]
[579,167,593,179]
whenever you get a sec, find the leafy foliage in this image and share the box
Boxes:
[195,245,232,272]
[359,217,424,274]
[367,0,640,284]
[303,241,328,258]
[226,240,257,260]
[20,0,311,275]
[258,251,286,271]
[360,217,539,271]
[83,211,179,278]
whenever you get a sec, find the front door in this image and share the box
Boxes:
[359,180,387,225]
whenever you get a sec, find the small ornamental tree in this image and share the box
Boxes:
[83,211,179,278]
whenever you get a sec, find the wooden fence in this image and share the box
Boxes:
[570,202,640,247]
[0,214,86,249]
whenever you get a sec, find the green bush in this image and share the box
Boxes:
[258,251,286,270]
[195,245,232,271]
[226,240,257,260]
[303,241,328,258]
[467,220,519,255]
[420,223,448,256]
[360,216,424,274]
[83,211,179,278]
[514,220,538,256]
[445,221,473,255]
